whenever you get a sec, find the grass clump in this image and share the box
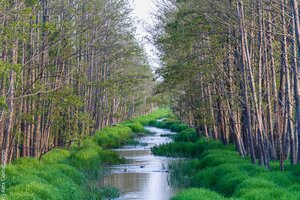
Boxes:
[93,125,133,148]
[169,160,201,187]
[169,123,189,132]
[6,157,85,200]
[172,188,230,200]
[99,149,126,164]
[122,120,145,133]
[7,182,63,200]
[233,178,299,200]
[132,108,171,126]
[69,139,103,171]
[98,186,120,199]
[88,185,120,200]
[151,118,183,130]
[173,128,199,142]
[154,141,203,157]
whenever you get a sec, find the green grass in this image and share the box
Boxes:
[6,153,85,200]
[123,120,145,133]
[89,186,120,200]
[6,108,170,200]
[172,188,234,200]
[152,118,300,200]
[93,125,133,148]
[173,128,199,142]
[152,141,202,157]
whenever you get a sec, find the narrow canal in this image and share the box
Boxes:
[100,126,180,200]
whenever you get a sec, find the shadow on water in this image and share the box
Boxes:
[98,126,181,200]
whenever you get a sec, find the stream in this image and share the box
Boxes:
[99,126,180,200]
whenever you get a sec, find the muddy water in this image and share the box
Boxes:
[100,126,180,200]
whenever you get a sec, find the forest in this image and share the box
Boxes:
[0,0,157,163]
[2,0,300,199]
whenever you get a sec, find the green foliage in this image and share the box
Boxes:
[0,96,6,109]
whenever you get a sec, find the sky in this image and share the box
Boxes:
[132,0,160,69]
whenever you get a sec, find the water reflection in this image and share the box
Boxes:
[100,126,180,200]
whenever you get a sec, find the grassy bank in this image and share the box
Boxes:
[5,108,170,200]
[151,119,300,200]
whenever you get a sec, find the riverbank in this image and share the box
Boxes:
[4,109,170,200]
[151,119,300,200]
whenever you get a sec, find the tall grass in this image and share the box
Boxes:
[5,108,170,200]
[172,188,232,200]
[152,118,300,200]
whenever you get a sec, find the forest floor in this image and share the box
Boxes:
[150,119,300,200]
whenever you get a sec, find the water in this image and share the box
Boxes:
[100,126,180,200]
